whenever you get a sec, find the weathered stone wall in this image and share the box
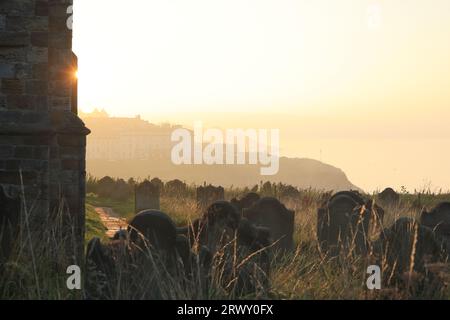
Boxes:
[0,0,89,263]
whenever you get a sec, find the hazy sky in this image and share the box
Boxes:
[72,0,450,192]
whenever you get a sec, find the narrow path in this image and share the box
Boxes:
[95,207,128,239]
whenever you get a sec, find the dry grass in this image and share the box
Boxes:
[85,188,450,300]
[1,194,83,300]
[2,185,449,300]
[86,229,272,300]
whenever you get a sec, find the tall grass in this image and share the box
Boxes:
[3,176,448,300]
[1,192,83,300]
[86,183,450,300]
[86,229,271,300]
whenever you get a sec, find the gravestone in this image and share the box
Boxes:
[421,202,450,252]
[150,177,164,193]
[110,178,132,201]
[97,176,116,198]
[135,180,161,213]
[165,179,187,196]
[128,210,177,251]
[317,193,371,255]
[373,218,446,286]
[178,201,272,295]
[230,192,260,212]
[324,191,384,234]
[378,187,400,207]
[243,197,295,253]
[279,185,300,199]
[196,185,225,211]
[197,200,241,251]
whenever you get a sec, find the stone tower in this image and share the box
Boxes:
[0,0,89,262]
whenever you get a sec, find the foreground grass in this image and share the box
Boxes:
[85,189,450,300]
[1,198,83,300]
[3,182,447,300]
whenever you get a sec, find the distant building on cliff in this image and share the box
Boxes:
[81,110,178,161]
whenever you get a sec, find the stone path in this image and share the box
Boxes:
[95,207,128,239]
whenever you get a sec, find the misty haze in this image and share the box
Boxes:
[2,0,450,302]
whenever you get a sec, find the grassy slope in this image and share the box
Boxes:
[85,192,200,226]
[86,193,135,220]
[85,203,108,243]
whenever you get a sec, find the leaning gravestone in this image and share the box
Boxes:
[128,210,177,251]
[317,192,371,256]
[0,186,21,264]
[231,192,261,212]
[196,185,225,211]
[373,217,446,286]
[135,180,161,213]
[182,201,272,295]
[421,202,450,252]
[243,197,295,253]
[378,187,400,207]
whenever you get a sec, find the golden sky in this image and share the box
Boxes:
[73,0,450,192]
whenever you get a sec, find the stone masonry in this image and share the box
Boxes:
[0,0,89,264]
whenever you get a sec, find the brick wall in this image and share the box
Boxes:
[0,0,89,264]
